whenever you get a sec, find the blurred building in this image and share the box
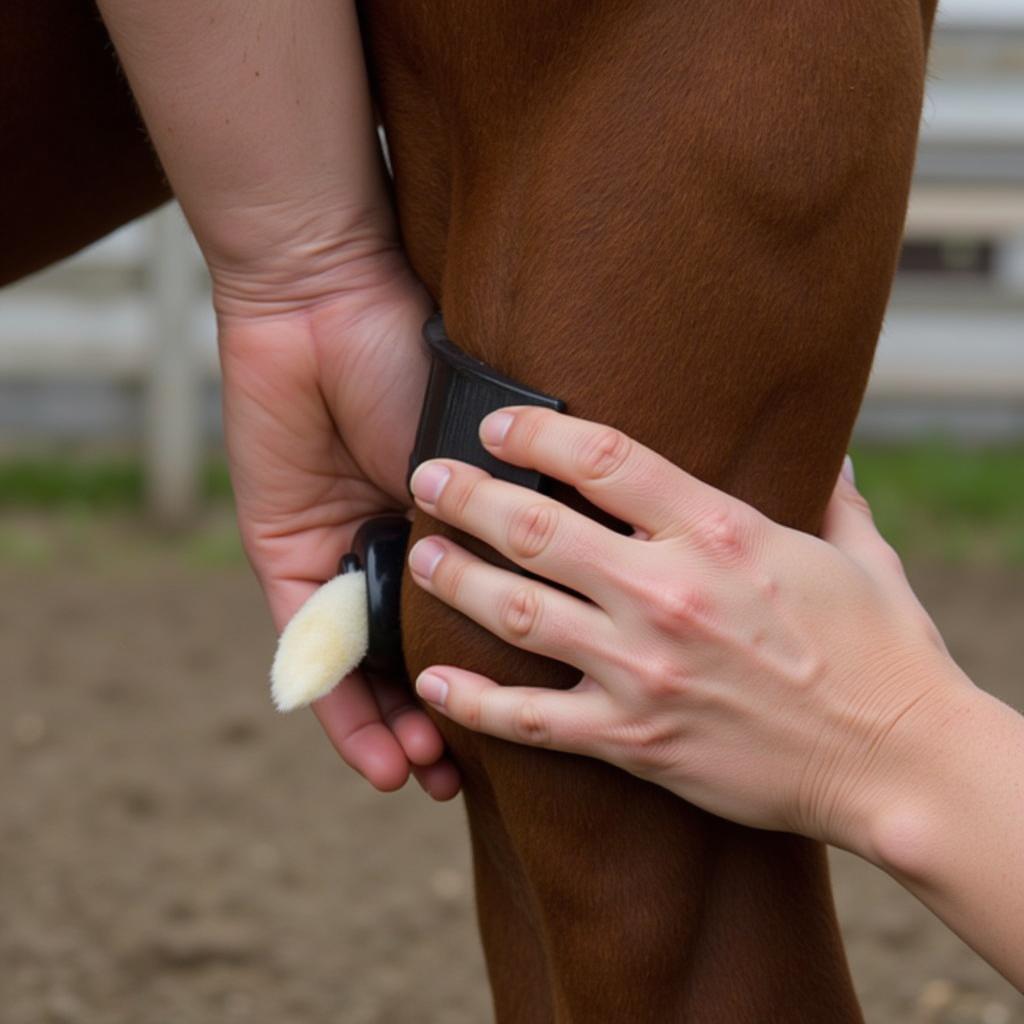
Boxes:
[1,0,1022,520]
[860,0,1024,440]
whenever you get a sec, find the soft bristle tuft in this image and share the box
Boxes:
[270,571,369,712]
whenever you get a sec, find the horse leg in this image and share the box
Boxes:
[459,756,557,1021]
[0,0,169,286]
[363,2,936,1019]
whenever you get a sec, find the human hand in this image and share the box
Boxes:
[217,249,460,801]
[93,0,458,798]
[402,406,977,846]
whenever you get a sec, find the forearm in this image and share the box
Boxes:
[860,676,1024,989]
[94,1,393,311]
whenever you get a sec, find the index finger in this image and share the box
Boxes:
[478,405,743,542]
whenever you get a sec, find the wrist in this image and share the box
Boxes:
[854,670,985,879]
[210,234,412,328]
[804,645,973,863]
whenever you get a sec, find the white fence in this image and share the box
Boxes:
[1,0,1022,524]
[858,1,1024,434]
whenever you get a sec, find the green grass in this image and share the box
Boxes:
[0,443,1022,566]
[0,456,241,570]
[0,456,233,509]
[849,442,1024,564]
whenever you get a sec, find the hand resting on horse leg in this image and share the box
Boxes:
[404,403,1024,991]
[94,0,457,799]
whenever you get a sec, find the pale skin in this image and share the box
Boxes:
[406,406,1024,991]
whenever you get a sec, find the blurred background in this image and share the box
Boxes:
[1,1,1022,1021]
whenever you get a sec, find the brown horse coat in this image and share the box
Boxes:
[359,2,937,1020]
[4,1,938,1019]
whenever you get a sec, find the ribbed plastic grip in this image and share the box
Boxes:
[406,313,566,496]
[338,515,412,683]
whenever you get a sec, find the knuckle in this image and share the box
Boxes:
[646,581,711,636]
[614,647,688,704]
[462,695,483,731]
[846,489,875,520]
[513,699,551,746]
[619,715,675,774]
[440,554,470,604]
[448,472,482,522]
[792,652,826,691]
[693,506,749,565]
[573,426,632,483]
[877,541,906,577]
[382,702,416,731]
[517,407,548,454]
[638,652,690,701]
[507,501,559,561]
[498,584,544,642]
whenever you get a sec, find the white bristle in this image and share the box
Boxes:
[270,571,369,712]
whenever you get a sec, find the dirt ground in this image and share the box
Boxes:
[2,523,1022,1023]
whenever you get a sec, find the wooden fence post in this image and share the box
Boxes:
[145,203,202,528]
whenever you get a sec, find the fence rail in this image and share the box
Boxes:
[1,5,1022,523]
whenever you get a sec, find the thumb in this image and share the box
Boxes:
[821,455,908,581]
[821,456,880,554]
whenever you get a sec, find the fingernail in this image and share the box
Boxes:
[480,411,514,446]
[841,454,856,485]
[410,462,450,503]
[416,671,448,707]
[408,538,445,579]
